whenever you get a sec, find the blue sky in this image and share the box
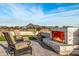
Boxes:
[0,3,79,26]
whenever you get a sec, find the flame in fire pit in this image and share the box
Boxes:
[52,31,64,43]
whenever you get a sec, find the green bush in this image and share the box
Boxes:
[29,35,37,40]
[21,35,37,40]
[0,35,37,41]
[0,35,6,41]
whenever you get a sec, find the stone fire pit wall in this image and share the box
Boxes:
[51,27,79,45]
[43,27,79,55]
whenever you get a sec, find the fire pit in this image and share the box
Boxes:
[43,27,79,55]
[52,31,64,43]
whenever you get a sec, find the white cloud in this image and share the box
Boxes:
[34,9,79,20]
[0,3,79,26]
[0,18,16,23]
[6,4,44,21]
[7,4,32,19]
[29,6,79,26]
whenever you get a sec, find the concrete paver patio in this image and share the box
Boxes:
[0,40,58,56]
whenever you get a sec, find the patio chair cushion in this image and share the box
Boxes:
[15,42,29,50]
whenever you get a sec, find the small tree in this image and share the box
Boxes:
[55,26,59,28]
[32,26,36,36]
[36,27,41,32]
[35,27,41,35]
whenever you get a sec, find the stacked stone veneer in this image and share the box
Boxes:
[43,27,79,55]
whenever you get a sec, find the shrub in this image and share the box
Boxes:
[0,35,6,41]
[29,35,37,40]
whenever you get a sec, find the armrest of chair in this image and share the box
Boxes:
[22,37,32,46]
[15,35,24,42]
[22,37,29,41]
[23,40,31,46]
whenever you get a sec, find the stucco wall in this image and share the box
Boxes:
[10,31,34,36]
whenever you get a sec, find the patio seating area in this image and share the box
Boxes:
[1,31,32,56]
[0,30,58,56]
[0,30,79,56]
[0,40,58,56]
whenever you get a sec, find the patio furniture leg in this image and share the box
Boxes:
[7,47,13,56]
[14,50,16,56]
[31,47,32,55]
[30,46,32,55]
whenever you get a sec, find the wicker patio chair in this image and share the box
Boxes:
[2,32,32,56]
[14,30,23,41]
[14,30,31,43]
